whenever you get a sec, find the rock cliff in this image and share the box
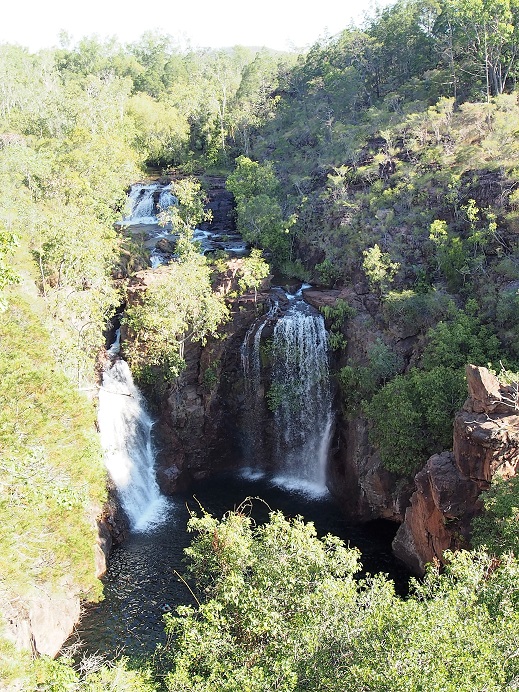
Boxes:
[393,365,519,574]
[152,290,271,492]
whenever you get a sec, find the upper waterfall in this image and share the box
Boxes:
[98,351,169,532]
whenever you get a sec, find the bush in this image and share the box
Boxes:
[365,366,466,475]
[382,289,453,332]
[159,507,519,691]
[421,305,502,370]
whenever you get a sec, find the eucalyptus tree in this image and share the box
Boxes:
[435,0,519,100]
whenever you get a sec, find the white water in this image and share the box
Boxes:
[98,355,169,532]
[241,291,333,497]
[271,299,333,496]
[240,299,280,472]
[123,183,176,226]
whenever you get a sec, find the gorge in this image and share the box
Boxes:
[4,14,519,684]
[76,180,519,664]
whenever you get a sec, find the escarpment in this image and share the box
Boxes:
[394,365,519,574]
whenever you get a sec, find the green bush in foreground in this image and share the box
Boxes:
[160,508,519,692]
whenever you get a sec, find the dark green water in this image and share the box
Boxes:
[73,472,410,659]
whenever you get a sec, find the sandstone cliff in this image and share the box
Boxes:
[393,365,519,574]
[304,286,415,522]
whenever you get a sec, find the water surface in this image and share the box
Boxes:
[74,472,410,659]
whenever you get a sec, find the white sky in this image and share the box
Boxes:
[1,0,390,53]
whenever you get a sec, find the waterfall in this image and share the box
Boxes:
[241,298,279,399]
[240,299,279,474]
[270,299,333,495]
[124,184,157,224]
[98,346,169,532]
[123,182,176,226]
[240,291,333,495]
[158,187,176,211]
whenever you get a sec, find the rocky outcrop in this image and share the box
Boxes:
[2,590,81,657]
[393,365,519,574]
[152,290,271,491]
[198,175,235,233]
[2,498,123,658]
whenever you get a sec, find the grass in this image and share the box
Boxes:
[0,277,109,686]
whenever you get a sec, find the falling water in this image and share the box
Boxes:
[241,298,279,400]
[98,347,169,532]
[240,299,279,474]
[124,184,157,224]
[122,182,177,226]
[270,298,333,495]
[158,187,176,212]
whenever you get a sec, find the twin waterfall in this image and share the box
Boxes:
[241,291,333,496]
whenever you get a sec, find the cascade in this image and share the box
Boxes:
[158,187,176,212]
[123,182,176,226]
[125,183,157,225]
[98,339,169,532]
[241,290,333,495]
[241,298,279,400]
[271,297,333,494]
[240,298,279,472]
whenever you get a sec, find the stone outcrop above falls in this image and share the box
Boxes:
[393,365,519,574]
[2,590,81,658]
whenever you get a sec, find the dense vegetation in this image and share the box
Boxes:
[159,507,519,691]
[2,0,519,686]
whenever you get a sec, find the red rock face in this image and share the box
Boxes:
[393,366,519,574]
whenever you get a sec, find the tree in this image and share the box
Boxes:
[0,224,19,311]
[438,0,519,99]
[237,248,270,301]
[159,177,213,259]
[160,507,519,691]
[227,156,295,262]
[124,260,229,380]
[362,243,399,294]
[125,178,227,380]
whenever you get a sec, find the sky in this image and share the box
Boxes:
[1,0,390,53]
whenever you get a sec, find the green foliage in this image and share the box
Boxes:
[339,338,404,417]
[266,382,288,412]
[160,507,519,691]
[124,259,229,382]
[472,475,519,556]
[319,298,356,325]
[226,156,295,262]
[162,508,360,691]
[3,652,157,692]
[362,244,399,293]
[365,366,466,475]
[315,258,341,286]
[0,287,107,681]
[236,248,270,300]
[319,298,355,352]
[160,178,212,248]
[364,304,505,475]
[202,361,219,391]
[0,225,19,310]
[421,305,502,370]
[382,289,453,332]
